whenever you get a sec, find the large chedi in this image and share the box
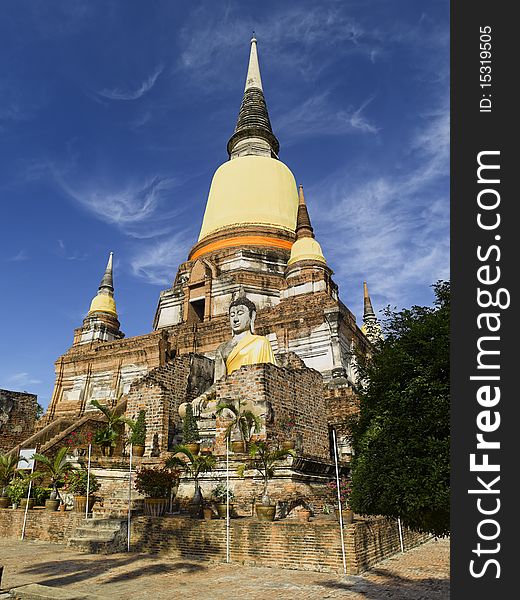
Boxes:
[14,38,380,485]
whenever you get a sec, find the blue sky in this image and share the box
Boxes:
[0,0,449,409]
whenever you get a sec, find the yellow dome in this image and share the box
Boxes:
[88,294,118,317]
[287,236,327,265]
[198,155,299,241]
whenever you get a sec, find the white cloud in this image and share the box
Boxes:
[178,5,380,85]
[130,234,193,285]
[97,66,164,101]
[4,372,42,388]
[276,92,379,142]
[56,239,89,261]
[314,106,449,318]
[6,249,29,262]
[55,173,181,237]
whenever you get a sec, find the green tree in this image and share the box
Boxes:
[215,398,261,447]
[237,441,295,506]
[90,399,125,449]
[126,409,147,446]
[165,444,216,503]
[33,447,74,501]
[349,281,450,537]
[182,403,200,443]
[0,453,20,497]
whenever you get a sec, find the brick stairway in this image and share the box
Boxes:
[68,518,128,554]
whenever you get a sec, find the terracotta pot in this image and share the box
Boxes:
[231,440,245,453]
[335,508,354,524]
[132,445,145,457]
[20,498,35,510]
[144,497,168,517]
[0,497,9,509]
[281,440,295,450]
[216,503,234,519]
[59,502,66,512]
[101,445,115,457]
[45,499,60,511]
[73,495,96,513]
[256,505,276,521]
[185,442,200,455]
[203,507,214,520]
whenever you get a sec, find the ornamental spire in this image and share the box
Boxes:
[88,252,118,318]
[227,37,280,159]
[245,34,263,91]
[98,252,114,294]
[362,281,383,344]
[363,281,375,318]
[295,185,314,239]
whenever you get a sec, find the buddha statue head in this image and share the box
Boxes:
[228,294,257,335]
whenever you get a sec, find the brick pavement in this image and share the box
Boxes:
[0,537,449,599]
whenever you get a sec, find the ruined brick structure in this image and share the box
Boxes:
[0,389,37,453]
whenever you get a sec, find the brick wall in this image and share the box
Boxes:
[0,510,430,575]
[0,509,84,543]
[125,354,213,454]
[214,361,329,460]
[0,389,37,453]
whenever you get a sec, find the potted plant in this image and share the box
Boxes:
[33,447,74,511]
[63,468,101,513]
[166,445,217,518]
[6,476,28,509]
[126,409,147,457]
[134,466,180,517]
[182,403,201,455]
[328,476,354,524]
[90,399,125,456]
[237,440,295,521]
[216,398,261,453]
[0,453,19,508]
[211,483,235,519]
[64,429,94,457]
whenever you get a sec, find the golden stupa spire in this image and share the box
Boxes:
[287,185,326,266]
[88,252,118,317]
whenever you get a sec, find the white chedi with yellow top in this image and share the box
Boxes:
[198,155,299,241]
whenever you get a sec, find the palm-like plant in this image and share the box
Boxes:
[165,444,217,503]
[238,441,295,506]
[215,398,261,447]
[90,399,125,449]
[0,453,20,497]
[33,447,74,501]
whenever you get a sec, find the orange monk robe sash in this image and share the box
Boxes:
[225,332,276,375]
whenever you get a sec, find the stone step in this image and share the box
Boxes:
[67,518,127,554]
[68,537,124,554]
[80,518,126,530]
[72,527,120,539]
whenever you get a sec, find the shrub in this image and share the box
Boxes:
[211,483,235,504]
[62,469,101,496]
[6,478,28,505]
[33,486,52,506]
[182,403,200,443]
[134,467,179,498]
[129,410,147,446]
